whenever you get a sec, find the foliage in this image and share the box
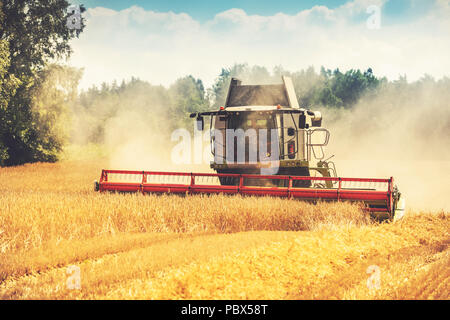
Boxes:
[316,67,384,108]
[0,40,21,165]
[209,64,386,110]
[169,75,209,129]
[71,75,208,145]
[0,0,85,166]
[0,0,85,77]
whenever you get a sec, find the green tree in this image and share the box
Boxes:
[0,39,21,165]
[210,68,231,110]
[0,0,85,165]
[290,66,326,107]
[209,64,254,109]
[317,68,381,108]
[169,75,208,129]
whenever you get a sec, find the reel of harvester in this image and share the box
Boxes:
[95,170,405,221]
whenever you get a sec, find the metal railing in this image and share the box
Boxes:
[98,169,394,214]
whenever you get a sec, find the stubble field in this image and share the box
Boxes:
[0,161,448,299]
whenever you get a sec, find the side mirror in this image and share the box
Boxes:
[196,117,204,131]
[299,115,306,129]
[287,127,296,136]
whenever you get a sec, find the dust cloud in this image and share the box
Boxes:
[69,78,214,174]
[102,106,213,174]
[319,83,450,212]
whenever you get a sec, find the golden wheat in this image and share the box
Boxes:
[96,213,448,300]
[0,160,370,254]
[0,161,448,300]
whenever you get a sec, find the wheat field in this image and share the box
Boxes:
[0,161,448,300]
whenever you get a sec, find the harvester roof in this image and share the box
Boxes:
[225,76,300,109]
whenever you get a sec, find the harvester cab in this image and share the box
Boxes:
[95,76,405,221]
[190,76,337,188]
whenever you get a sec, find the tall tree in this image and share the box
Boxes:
[0,39,21,165]
[169,75,208,129]
[317,68,382,108]
[0,0,85,165]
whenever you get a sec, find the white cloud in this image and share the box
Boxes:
[336,0,387,15]
[68,0,450,89]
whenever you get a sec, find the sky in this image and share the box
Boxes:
[67,0,450,89]
[71,0,432,22]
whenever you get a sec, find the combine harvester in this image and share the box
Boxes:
[95,77,405,221]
